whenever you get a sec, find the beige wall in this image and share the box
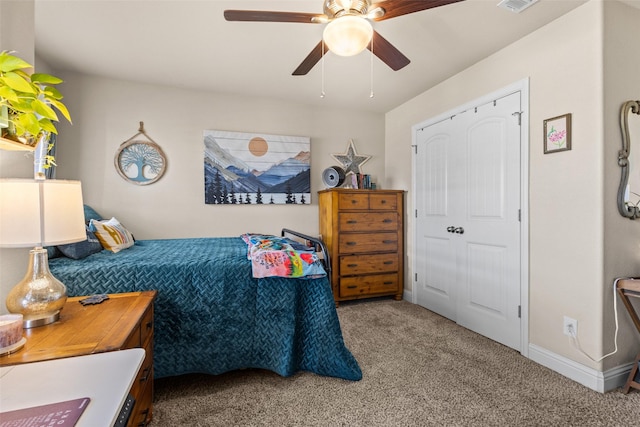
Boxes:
[0,0,34,64]
[386,0,640,374]
[0,71,385,309]
[52,73,384,240]
[602,0,640,369]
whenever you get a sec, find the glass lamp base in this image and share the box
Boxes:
[6,248,67,329]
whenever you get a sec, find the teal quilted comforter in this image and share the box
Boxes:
[49,237,362,381]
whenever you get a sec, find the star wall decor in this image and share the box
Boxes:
[331,139,371,176]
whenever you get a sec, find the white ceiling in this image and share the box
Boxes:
[33,0,592,113]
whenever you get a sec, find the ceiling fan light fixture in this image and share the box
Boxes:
[323,15,373,57]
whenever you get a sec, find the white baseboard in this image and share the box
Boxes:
[528,344,633,393]
[403,289,412,302]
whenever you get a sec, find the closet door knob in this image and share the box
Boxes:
[454,227,465,234]
[446,226,455,233]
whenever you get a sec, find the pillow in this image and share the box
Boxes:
[57,226,103,260]
[45,245,62,259]
[89,217,135,253]
[83,205,103,223]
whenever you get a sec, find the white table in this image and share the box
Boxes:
[0,348,145,426]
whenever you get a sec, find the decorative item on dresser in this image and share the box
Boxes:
[319,188,404,305]
[0,291,157,427]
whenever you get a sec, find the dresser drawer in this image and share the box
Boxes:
[129,340,153,408]
[370,193,398,210]
[339,253,398,275]
[339,232,398,254]
[124,324,141,349]
[128,372,153,427]
[338,193,369,210]
[140,305,154,347]
[339,212,397,232]
[340,273,399,297]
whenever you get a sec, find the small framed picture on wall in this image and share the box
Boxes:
[543,113,572,154]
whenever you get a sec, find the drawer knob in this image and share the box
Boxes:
[347,285,357,289]
[384,281,394,285]
[383,261,393,265]
[381,200,387,204]
[382,219,392,223]
[145,321,152,330]
[346,242,357,246]
[347,263,358,267]
[346,220,357,224]
[382,240,395,244]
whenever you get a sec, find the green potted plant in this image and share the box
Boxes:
[0,50,71,166]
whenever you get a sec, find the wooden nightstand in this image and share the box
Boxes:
[0,291,157,427]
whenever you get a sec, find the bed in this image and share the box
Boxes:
[48,227,361,382]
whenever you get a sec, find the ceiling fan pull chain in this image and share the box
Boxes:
[369,36,374,98]
[321,41,326,98]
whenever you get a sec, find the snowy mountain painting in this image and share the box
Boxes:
[204,130,311,205]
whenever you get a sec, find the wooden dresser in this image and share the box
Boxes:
[0,291,157,427]
[319,188,404,305]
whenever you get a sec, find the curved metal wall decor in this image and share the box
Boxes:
[115,122,167,185]
[617,100,640,219]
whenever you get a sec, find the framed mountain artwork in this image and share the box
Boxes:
[204,130,311,205]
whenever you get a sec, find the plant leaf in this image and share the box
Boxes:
[43,86,63,100]
[32,99,58,121]
[38,117,57,134]
[0,85,19,102]
[31,73,63,85]
[1,72,36,94]
[9,99,35,114]
[15,112,39,136]
[0,52,32,73]
[48,98,71,123]
[12,119,26,136]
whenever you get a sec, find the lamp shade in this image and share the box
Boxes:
[0,179,86,248]
[323,15,373,57]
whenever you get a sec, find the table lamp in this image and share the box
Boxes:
[0,178,85,328]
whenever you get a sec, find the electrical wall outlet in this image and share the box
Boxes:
[563,316,578,337]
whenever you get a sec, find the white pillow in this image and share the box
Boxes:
[89,217,134,253]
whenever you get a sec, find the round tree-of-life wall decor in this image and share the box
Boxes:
[115,122,167,185]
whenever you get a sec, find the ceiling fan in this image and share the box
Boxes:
[224,0,464,76]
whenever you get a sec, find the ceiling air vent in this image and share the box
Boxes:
[497,0,539,13]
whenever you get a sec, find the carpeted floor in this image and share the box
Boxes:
[150,299,640,426]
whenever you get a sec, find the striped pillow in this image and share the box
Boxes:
[89,217,134,253]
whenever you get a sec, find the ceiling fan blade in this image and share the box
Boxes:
[224,10,324,24]
[292,41,327,76]
[367,31,410,71]
[372,0,465,21]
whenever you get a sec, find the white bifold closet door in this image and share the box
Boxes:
[415,91,522,351]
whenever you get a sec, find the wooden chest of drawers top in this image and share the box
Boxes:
[334,191,400,211]
[0,291,156,366]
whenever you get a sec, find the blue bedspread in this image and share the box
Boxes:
[49,237,362,381]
